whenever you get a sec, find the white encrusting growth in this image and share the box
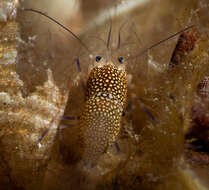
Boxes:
[0,8,72,188]
[147,53,166,73]
[0,111,50,128]
[0,45,17,65]
[0,68,67,149]
[0,90,60,117]
[0,0,19,22]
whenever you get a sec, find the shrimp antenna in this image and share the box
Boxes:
[129,25,195,60]
[117,20,140,49]
[107,19,112,49]
[117,21,128,49]
[22,8,92,53]
[117,30,121,49]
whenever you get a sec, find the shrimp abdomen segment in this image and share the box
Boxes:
[80,97,122,164]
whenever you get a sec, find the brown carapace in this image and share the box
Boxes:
[78,64,127,166]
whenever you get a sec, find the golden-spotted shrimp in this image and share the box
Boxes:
[79,60,127,166]
[22,8,194,169]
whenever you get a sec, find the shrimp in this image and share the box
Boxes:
[22,8,194,169]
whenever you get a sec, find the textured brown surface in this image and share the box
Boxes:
[169,28,199,69]
[0,1,69,189]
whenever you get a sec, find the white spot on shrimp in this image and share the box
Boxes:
[108,94,113,99]
[97,92,102,97]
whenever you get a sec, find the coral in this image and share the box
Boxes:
[0,1,68,189]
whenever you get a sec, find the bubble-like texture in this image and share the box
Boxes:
[79,64,127,165]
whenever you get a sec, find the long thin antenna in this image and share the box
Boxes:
[117,21,128,49]
[117,31,121,49]
[107,19,112,49]
[22,8,92,53]
[129,25,195,60]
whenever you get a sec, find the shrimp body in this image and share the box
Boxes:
[78,63,127,166]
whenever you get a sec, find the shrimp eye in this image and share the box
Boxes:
[118,57,124,64]
[95,56,102,62]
